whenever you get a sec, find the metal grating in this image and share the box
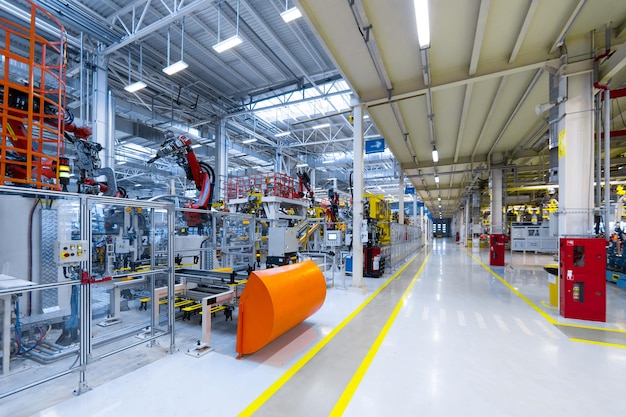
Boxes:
[40,209,58,311]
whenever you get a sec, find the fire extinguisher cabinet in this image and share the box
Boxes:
[559,238,606,322]
[489,234,506,266]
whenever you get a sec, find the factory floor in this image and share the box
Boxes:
[4,238,626,416]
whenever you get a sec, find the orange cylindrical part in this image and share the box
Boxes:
[236,260,326,356]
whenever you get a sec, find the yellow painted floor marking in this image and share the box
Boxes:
[468,250,626,341]
[238,250,425,417]
[329,252,431,416]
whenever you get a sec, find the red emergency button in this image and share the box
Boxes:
[62,252,70,258]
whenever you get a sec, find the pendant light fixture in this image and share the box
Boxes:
[213,0,243,53]
[163,17,188,75]
[124,44,147,93]
[281,0,302,22]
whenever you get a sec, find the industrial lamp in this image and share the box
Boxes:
[124,44,147,93]
[281,0,302,22]
[213,0,243,53]
[431,145,439,162]
[163,18,188,75]
[413,0,430,49]
[434,174,439,184]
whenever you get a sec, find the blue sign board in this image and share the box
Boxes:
[365,138,385,154]
[404,186,415,195]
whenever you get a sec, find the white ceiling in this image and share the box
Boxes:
[299,0,626,217]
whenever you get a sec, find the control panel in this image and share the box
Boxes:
[325,230,342,247]
[54,240,89,264]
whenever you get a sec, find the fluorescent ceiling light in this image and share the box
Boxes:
[281,7,302,22]
[135,183,142,187]
[296,163,308,167]
[322,159,334,164]
[191,144,202,149]
[434,175,440,183]
[213,35,242,53]
[124,81,147,93]
[413,0,431,49]
[275,131,291,137]
[432,146,439,163]
[242,138,257,144]
[117,161,127,165]
[313,123,330,129]
[162,60,188,75]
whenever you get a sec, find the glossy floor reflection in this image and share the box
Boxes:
[5,238,626,417]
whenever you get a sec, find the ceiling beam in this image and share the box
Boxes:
[549,0,588,54]
[509,0,539,63]
[469,0,490,76]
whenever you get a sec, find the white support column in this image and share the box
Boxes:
[412,195,418,227]
[558,72,594,236]
[351,101,364,288]
[398,173,405,224]
[92,52,113,168]
[216,119,228,202]
[490,167,503,234]
[465,195,471,246]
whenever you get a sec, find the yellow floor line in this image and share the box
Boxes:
[237,249,426,417]
[468,250,626,336]
[329,252,430,416]
[569,338,626,349]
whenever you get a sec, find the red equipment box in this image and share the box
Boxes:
[559,238,606,322]
[489,234,506,266]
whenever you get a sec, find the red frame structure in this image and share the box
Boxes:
[0,1,66,189]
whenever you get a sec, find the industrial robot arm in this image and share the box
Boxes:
[148,133,215,213]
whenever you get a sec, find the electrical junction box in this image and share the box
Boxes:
[54,240,89,264]
[268,227,298,256]
[114,237,131,254]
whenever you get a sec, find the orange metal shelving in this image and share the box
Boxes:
[0,1,66,189]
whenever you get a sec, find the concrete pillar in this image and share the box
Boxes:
[557,72,594,236]
[215,118,228,202]
[465,195,471,245]
[398,173,405,224]
[351,101,364,288]
[490,166,503,234]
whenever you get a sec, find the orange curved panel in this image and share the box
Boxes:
[236,260,326,357]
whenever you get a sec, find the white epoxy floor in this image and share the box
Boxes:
[4,239,626,416]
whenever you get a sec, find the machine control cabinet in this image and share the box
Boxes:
[559,237,606,322]
[489,234,506,266]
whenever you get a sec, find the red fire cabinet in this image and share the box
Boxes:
[559,238,606,322]
[489,234,506,266]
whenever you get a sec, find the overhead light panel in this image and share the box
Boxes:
[191,144,202,149]
[434,175,440,184]
[281,7,302,23]
[432,145,439,162]
[413,0,431,49]
[213,35,243,53]
[163,19,188,75]
[275,131,291,137]
[313,123,330,129]
[124,81,147,93]
[296,163,308,168]
[322,159,334,164]
[213,0,243,53]
[125,44,147,93]
[242,138,257,144]
[163,60,188,75]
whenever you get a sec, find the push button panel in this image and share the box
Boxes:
[54,240,89,264]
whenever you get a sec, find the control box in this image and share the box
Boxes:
[54,240,89,264]
[325,230,342,247]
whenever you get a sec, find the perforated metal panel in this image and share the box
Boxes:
[40,209,58,311]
